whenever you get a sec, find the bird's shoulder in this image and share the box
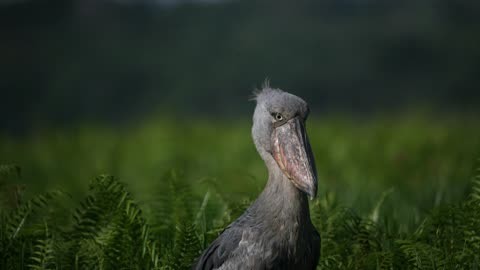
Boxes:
[192,222,247,270]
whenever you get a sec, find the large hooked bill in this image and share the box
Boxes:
[271,116,318,199]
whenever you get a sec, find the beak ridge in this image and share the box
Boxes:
[272,117,318,199]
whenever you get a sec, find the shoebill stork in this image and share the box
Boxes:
[193,86,320,270]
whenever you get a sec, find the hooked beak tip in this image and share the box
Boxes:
[306,184,317,200]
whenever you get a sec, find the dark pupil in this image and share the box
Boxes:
[276,114,282,120]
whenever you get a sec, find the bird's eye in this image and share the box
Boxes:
[273,113,283,121]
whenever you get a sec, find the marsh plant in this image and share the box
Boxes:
[1,116,480,269]
[1,163,480,269]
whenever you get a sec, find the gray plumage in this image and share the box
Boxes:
[193,86,320,270]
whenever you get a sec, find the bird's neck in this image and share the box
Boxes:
[254,155,311,226]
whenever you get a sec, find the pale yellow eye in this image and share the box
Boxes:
[274,113,283,121]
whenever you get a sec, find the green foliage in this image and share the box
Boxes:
[28,222,55,270]
[1,116,480,269]
[1,168,162,270]
[1,164,480,269]
[311,175,480,269]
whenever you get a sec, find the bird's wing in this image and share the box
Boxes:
[192,225,244,270]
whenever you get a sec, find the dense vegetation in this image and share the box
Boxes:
[1,115,480,269]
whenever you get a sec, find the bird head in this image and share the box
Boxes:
[252,83,317,199]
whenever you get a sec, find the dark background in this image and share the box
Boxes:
[1,0,480,134]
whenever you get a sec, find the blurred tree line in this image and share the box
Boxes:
[1,0,480,133]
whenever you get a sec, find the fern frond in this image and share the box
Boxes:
[6,190,64,240]
[28,221,56,270]
[64,175,161,269]
[164,222,201,270]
